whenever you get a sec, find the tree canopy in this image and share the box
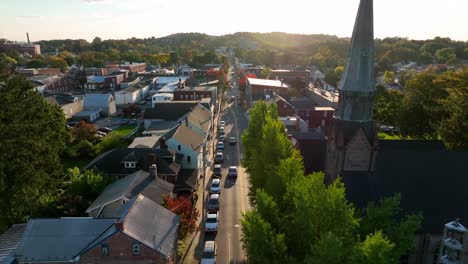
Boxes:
[0,76,68,231]
[241,101,422,263]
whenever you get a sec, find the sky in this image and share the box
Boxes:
[1,0,467,42]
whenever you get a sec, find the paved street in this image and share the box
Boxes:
[183,68,251,264]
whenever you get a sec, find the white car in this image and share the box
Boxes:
[219,121,225,127]
[210,178,221,194]
[228,166,238,177]
[205,212,219,233]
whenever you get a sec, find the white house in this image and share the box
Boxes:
[151,93,174,108]
[114,86,141,105]
[166,124,204,170]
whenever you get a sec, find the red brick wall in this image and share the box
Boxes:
[37,68,61,75]
[80,232,175,264]
[251,85,288,99]
[275,100,295,117]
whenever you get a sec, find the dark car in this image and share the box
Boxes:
[214,152,224,164]
[213,164,222,178]
[98,127,113,134]
[207,194,220,212]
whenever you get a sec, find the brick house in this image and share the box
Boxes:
[273,95,296,117]
[269,70,310,85]
[13,194,179,264]
[246,78,289,105]
[85,68,109,76]
[28,74,72,94]
[173,86,217,105]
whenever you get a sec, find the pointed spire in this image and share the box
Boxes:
[339,0,374,93]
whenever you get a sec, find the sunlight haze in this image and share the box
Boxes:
[1,0,467,41]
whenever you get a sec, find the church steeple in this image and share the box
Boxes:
[326,0,377,182]
[336,0,375,122]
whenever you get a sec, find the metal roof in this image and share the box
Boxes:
[83,93,113,108]
[0,224,26,264]
[123,194,179,257]
[15,218,115,262]
[247,78,288,88]
[86,170,151,214]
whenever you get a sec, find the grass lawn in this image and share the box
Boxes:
[62,158,91,170]
[378,132,413,140]
[114,124,137,137]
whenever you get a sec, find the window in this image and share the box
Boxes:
[178,145,181,151]
[187,156,191,163]
[132,243,141,255]
[101,244,109,256]
[124,162,136,168]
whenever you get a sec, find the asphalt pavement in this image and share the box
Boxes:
[182,73,250,264]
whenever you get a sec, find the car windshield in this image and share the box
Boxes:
[206,217,217,223]
[229,168,236,172]
[209,198,218,206]
[212,181,220,187]
[202,251,215,258]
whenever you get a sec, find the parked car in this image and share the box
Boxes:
[98,127,113,134]
[216,141,224,151]
[210,178,221,194]
[228,166,238,177]
[207,194,220,212]
[218,134,225,142]
[219,121,225,127]
[205,212,219,233]
[96,131,107,137]
[229,136,236,145]
[213,164,222,178]
[218,126,225,136]
[214,152,224,164]
[201,241,216,264]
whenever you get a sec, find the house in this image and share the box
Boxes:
[273,95,296,117]
[165,124,204,171]
[120,62,147,73]
[44,94,83,119]
[173,85,217,105]
[28,74,72,94]
[0,224,27,264]
[142,121,179,137]
[86,74,124,90]
[14,194,179,264]
[185,104,212,139]
[269,69,310,86]
[143,101,198,128]
[309,107,334,131]
[86,170,174,218]
[289,97,317,122]
[247,78,289,105]
[85,67,108,76]
[83,93,116,116]
[83,147,183,182]
[151,93,174,108]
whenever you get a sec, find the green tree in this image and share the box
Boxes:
[352,231,395,264]
[95,132,124,155]
[383,71,396,85]
[436,67,468,150]
[72,120,97,142]
[259,67,272,79]
[58,51,76,66]
[46,56,68,72]
[0,52,17,79]
[373,85,404,129]
[0,76,67,231]
[435,48,456,64]
[27,58,46,68]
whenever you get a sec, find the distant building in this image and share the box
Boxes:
[0,42,41,57]
[247,78,289,105]
[28,74,72,94]
[270,69,310,85]
[173,86,217,105]
[120,62,147,73]
[85,67,108,76]
[83,93,116,116]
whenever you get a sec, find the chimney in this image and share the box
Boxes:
[160,137,168,150]
[115,221,124,232]
[149,164,157,178]
[147,153,156,169]
[26,32,30,44]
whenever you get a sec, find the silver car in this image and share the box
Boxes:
[205,212,219,233]
[210,178,221,194]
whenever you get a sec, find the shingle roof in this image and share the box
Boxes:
[83,148,180,178]
[172,125,204,151]
[141,179,175,204]
[187,105,211,133]
[128,136,161,148]
[86,170,151,214]
[122,194,179,257]
[144,101,198,120]
[15,218,115,262]
[0,224,26,264]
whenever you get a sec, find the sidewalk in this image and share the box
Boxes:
[181,95,223,264]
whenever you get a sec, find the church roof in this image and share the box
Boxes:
[344,140,468,234]
[339,0,374,93]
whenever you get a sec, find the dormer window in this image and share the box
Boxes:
[124,162,136,168]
